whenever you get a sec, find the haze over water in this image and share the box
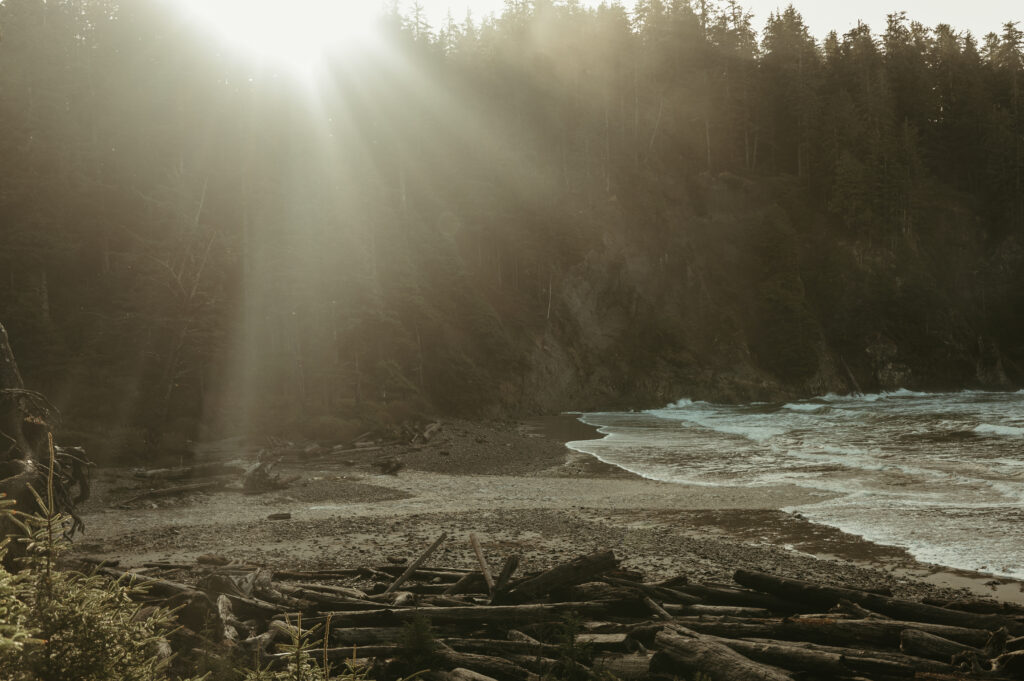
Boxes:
[568,390,1024,577]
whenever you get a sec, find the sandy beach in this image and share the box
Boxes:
[71,416,1024,605]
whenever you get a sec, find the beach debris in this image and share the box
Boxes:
[113,480,226,508]
[242,460,297,493]
[70,539,1024,681]
[383,532,448,594]
[469,533,496,596]
[132,461,245,481]
[373,457,406,475]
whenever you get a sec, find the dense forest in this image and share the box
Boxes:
[1,0,1022,455]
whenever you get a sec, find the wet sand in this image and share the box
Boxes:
[71,415,1024,605]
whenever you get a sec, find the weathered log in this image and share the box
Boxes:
[507,630,541,644]
[992,649,1024,676]
[375,565,473,580]
[505,655,560,676]
[273,568,392,581]
[741,637,953,674]
[387,583,458,596]
[432,649,535,681]
[654,625,794,681]
[276,585,381,611]
[665,604,771,618]
[575,633,633,652]
[470,533,496,595]
[490,554,520,603]
[329,627,406,645]
[833,598,890,619]
[706,636,849,676]
[506,551,619,603]
[442,638,560,657]
[222,593,289,620]
[141,562,193,570]
[422,422,442,442]
[444,572,489,595]
[384,532,448,595]
[437,669,500,681]
[899,628,980,662]
[561,582,639,602]
[602,576,703,606]
[114,480,225,508]
[593,653,653,681]
[295,601,630,628]
[241,461,296,493]
[734,569,1021,633]
[709,634,935,678]
[926,598,1024,617]
[96,566,197,599]
[422,596,476,608]
[265,645,400,664]
[1007,635,1024,653]
[671,615,991,648]
[674,583,795,612]
[644,596,672,621]
[289,583,370,600]
[133,462,243,481]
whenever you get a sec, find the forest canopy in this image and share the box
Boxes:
[1,0,1021,455]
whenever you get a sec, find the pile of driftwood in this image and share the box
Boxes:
[260,420,442,464]
[119,459,298,507]
[120,421,444,506]
[80,534,1024,681]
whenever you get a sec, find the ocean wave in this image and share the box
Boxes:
[974,424,1024,438]
[577,391,1024,577]
[782,403,833,414]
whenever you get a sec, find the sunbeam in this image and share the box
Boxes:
[175,0,382,74]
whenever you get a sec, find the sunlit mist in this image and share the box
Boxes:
[176,0,382,71]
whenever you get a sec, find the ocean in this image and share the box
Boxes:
[567,390,1024,577]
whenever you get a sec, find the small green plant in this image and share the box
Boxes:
[244,616,334,681]
[0,434,189,681]
[243,614,425,681]
[398,613,436,669]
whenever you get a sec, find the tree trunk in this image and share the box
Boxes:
[734,569,1021,633]
[654,626,794,681]
[671,615,991,648]
[899,628,980,663]
[505,550,619,603]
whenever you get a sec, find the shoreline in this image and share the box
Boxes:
[71,415,1024,606]
[542,412,1024,604]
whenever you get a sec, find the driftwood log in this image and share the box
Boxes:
[655,625,794,681]
[899,628,981,662]
[672,615,992,648]
[734,569,1023,634]
[504,550,618,603]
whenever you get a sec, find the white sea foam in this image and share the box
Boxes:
[575,390,1024,578]
[975,423,1024,437]
[782,403,831,413]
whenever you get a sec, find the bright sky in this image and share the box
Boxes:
[416,0,1019,39]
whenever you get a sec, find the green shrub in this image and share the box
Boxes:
[0,441,190,681]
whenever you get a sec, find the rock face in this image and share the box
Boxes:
[496,174,1023,411]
